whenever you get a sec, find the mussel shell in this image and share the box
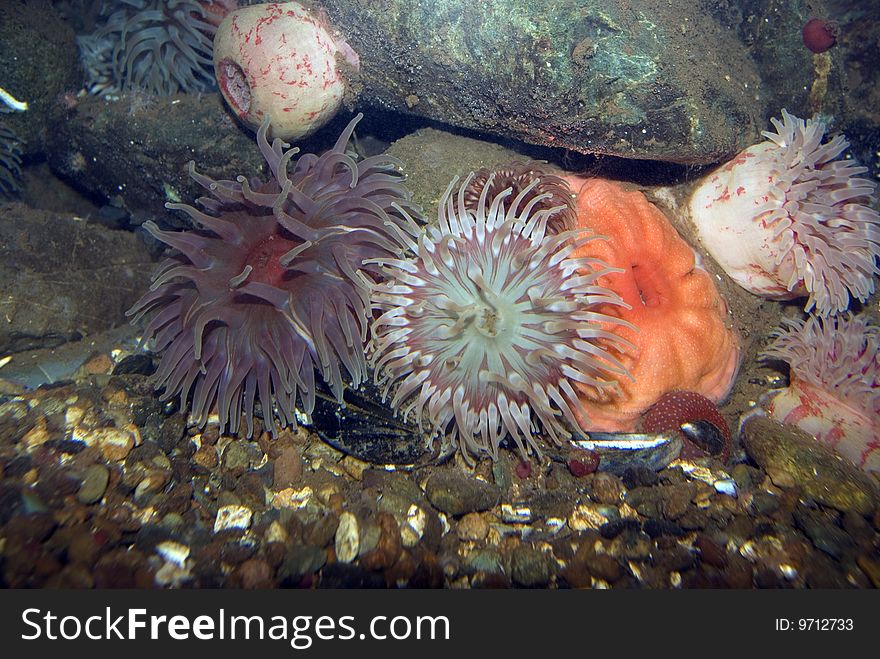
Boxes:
[308,378,433,466]
[568,431,683,474]
[680,419,726,456]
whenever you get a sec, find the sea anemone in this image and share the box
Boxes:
[563,177,741,432]
[213,1,359,141]
[369,172,633,462]
[462,162,576,234]
[128,113,421,436]
[761,313,879,474]
[0,122,23,198]
[687,109,880,316]
[802,18,836,54]
[79,0,234,96]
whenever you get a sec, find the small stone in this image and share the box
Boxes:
[695,534,727,568]
[569,502,618,531]
[271,486,313,510]
[360,512,402,571]
[335,512,360,564]
[457,512,490,542]
[400,504,427,548]
[222,440,255,476]
[235,558,274,589]
[22,415,51,449]
[214,505,253,533]
[599,518,641,539]
[280,545,327,581]
[510,545,554,587]
[273,444,303,489]
[303,513,339,547]
[155,540,190,567]
[581,552,622,583]
[80,352,114,376]
[742,416,879,515]
[425,471,501,516]
[793,507,853,561]
[856,554,880,588]
[85,426,137,462]
[464,548,504,575]
[193,444,219,470]
[77,464,109,504]
[590,472,627,504]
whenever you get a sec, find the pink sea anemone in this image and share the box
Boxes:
[687,109,880,316]
[128,114,420,436]
[761,313,879,474]
[369,173,633,461]
[462,163,577,235]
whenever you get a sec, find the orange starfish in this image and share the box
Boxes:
[563,177,741,432]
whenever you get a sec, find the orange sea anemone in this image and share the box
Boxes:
[562,177,741,432]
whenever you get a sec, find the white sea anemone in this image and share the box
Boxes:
[761,313,879,474]
[369,173,634,462]
[688,109,880,316]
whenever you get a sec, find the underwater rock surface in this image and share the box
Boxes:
[49,94,266,220]
[324,0,763,163]
[0,204,151,354]
[0,0,81,156]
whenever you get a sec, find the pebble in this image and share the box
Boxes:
[335,512,360,563]
[793,507,853,561]
[569,502,619,531]
[424,471,501,516]
[193,445,219,470]
[589,472,627,504]
[695,534,727,568]
[234,558,274,589]
[400,504,427,547]
[856,555,880,588]
[360,512,402,570]
[510,545,554,587]
[578,550,622,583]
[742,416,879,515]
[85,426,138,462]
[213,505,253,533]
[222,440,258,476]
[273,444,303,489]
[280,545,327,581]
[76,464,109,504]
[457,512,490,541]
[463,548,504,575]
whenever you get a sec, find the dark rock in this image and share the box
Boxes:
[77,464,110,504]
[318,562,386,588]
[599,518,641,539]
[232,558,274,589]
[643,519,687,538]
[510,545,555,588]
[742,416,879,515]
[695,534,727,569]
[424,471,501,516]
[0,0,81,156]
[0,205,151,355]
[112,354,156,376]
[329,0,763,163]
[793,507,854,561]
[48,93,265,218]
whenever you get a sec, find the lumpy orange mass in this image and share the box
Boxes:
[562,177,741,432]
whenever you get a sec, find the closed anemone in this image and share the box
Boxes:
[128,113,421,436]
